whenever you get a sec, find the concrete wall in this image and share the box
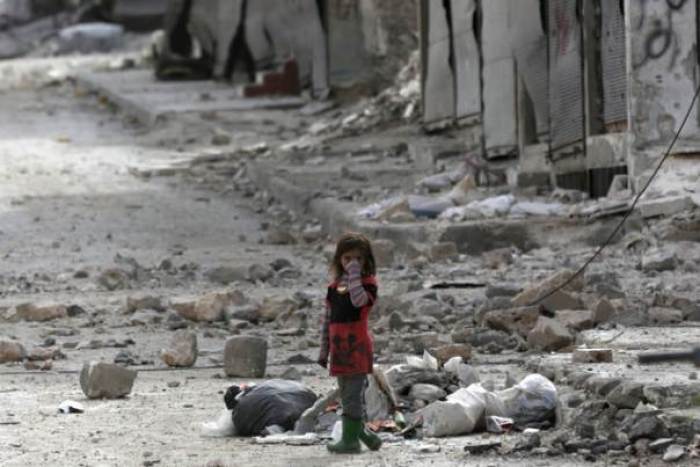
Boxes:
[626,0,700,179]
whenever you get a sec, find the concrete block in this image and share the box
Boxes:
[556,309,594,331]
[484,305,541,338]
[637,196,693,219]
[572,348,613,363]
[224,336,268,378]
[0,339,26,363]
[160,331,198,367]
[430,344,472,365]
[80,362,137,399]
[527,317,574,352]
[15,303,67,322]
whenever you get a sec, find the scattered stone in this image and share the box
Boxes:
[27,347,62,361]
[649,438,674,453]
[648,307,683,324]
[281,367,302,381]
[248,263,274,282]
[205,266,247,285]
[409,333,441,353]
[25,359,53,371]
[15,303,67,322]
[430,344,472,365]
[606,382,645,409]
[429,242,458,262]
[662,444,685,462]
[572,348,613,364]
[485,283,522,298]
[511,270,584,307]
[126,295,164,314]
[584,376,622,396]
[627,415,668,441]
[592,298,616,324]
[167,381,181,388]
[265,228,297,245]
[270,258,292,271]
[224,336,268,378]
[372,239,396,267]
[173,291,244,322]
[97,268,129,290]
[226,305,259,323]
[0,339,26,363]
[257,296,298,322]
[483,248,514,269]
[527,317,574,352]
[160,331,198,367]
[211,130,232,146]
[555,310,594,331]
[642,251,678,273]
[58,400,85,414]
[79,362,137,399]
[484,306,542,338]
[464,441,501,454]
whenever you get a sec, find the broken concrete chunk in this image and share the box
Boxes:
[606,381,645,409]
[430,344,472,365]
[527,317,574,352]
[265,228,297,245]
[572,348,613,364]
[97,268,129,290]
[555,310,594,332]
[482,248,515,270]
[642,250,678,273]
[160,331,198,367]
[483,306,541,338]
[79,362,137,399]
[257,296,298,322]
[592,298,616,324]
[15,303,67,322]
[429,242,458,262]
[662,444,686,462]
[173,291,244,322]
[224,336,268,378]
[126,295,164,314]
[205,266,248,285]
[484,283,522,298]
[511,270,585,306]
[637,196,693,219]
[0,339,26,363]
[648,307,683,324]
[58,23,124,55]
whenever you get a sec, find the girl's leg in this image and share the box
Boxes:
[327,375,363,454]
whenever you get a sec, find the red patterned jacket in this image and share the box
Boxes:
[319,275,378,376]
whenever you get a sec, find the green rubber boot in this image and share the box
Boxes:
[358,425,382,451]
[327,416,362,454]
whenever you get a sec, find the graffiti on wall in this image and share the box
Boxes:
[633,0,688,70]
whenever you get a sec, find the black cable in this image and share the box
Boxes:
[528,80,700,306]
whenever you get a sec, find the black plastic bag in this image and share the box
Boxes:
[227,379,317,437]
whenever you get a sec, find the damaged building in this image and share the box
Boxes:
[421,0,700,199]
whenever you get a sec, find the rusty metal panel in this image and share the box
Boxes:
[601,0,627,126]
[422,0,455,125]
[510,0,550,138]
[482,0,518,158]
[548,0,585,150]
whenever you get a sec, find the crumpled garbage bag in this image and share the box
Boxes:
[498,374,557,428]
[229,379,317,437]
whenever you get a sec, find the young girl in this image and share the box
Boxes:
[318,232,382,454]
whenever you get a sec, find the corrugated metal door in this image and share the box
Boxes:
[510,0,550,139]
[450,0,481,122]
[482,0,518,159]
[601,0,627,127]
[548,0,585,151]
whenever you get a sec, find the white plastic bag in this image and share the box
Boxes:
[201,409,236,437]
[498,374,557,426]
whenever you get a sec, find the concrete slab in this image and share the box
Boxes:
[422,0,455,126]
[75,69,306,125]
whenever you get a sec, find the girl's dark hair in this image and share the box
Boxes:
[331,232,376,280]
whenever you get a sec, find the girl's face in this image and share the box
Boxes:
[340,248,364,272]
